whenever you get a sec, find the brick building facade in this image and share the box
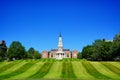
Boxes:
[42,34,78,59]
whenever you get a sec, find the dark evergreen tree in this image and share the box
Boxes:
[0,40,7,61]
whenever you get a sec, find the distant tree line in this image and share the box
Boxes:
[0,41,41,61]
[0,33,120,61]
[78,33,120,61]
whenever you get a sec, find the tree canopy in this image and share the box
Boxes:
[81,33,120,61]
[7,41,26,60]
[27,47,41,59]
[111,34,120,60]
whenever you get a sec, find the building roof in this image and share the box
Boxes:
[51,49,70,51]
[63,49,70,51]
[51,49,58,51]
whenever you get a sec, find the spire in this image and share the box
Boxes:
[58,33,63,51]
[59,32,62,37]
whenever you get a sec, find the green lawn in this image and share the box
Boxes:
[0,59,120,80]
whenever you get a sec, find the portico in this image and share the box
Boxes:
[55,51,66,59]
[42,34,78,59]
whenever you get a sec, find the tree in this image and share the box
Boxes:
[82,39,112,61]
[100,41,112,61]
[0,40,7,61]
[28,47,35,55]
[110,34,120,60]
[33,51,41,59]
[81,45,94,60]
[92,39,103,60]
[77,52,82,59]
[92,39,112,61]
[27,47,35,59]
[7,41,26,60]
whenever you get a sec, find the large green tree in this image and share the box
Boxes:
[110,34,120,60]
[28,47,35,55]
[92,39,112,61]
[100,41,112,60]
[82,39,112,61]
[7,41,26,60]
[92,39,103,60]
[82,45,94,60]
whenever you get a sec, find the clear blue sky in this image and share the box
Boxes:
[0,0,120,52]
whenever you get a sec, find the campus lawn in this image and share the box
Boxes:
[0,59,120,80]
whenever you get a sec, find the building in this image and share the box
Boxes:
[42,34,78,59]
[0,40,7,49]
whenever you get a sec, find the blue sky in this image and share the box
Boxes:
[0,0,120,52]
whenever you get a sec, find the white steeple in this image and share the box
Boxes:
[58,33,63,51]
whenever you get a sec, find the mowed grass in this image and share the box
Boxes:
[82,61,110,79]
[0,59,120,80]
[0,61,37,80]
[61,61,76,79]
[43,62,62,79]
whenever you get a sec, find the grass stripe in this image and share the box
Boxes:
[29,61,54,78]
[109,62,120,69]
[0,61,26,76]
[0,61,36,79]
[9,62,45,79]
[101,62,120,75]
[0,62,18,74]
[0,61,24,69]
[91,62,120,79]
[72,62,95,79]
[0,59,120,80]
[0,62,11,69]
[43,62,62,79]
[82,61,110,79]
[61,61,76,79]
